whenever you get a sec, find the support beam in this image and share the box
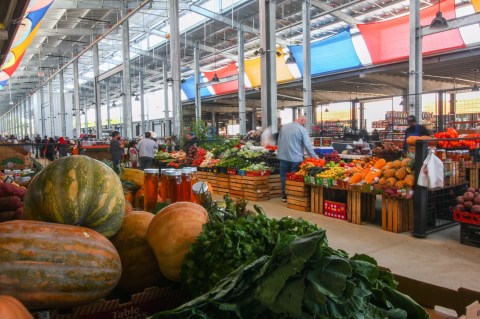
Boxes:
[28,97,33,137]
[238,27,247,135]
[194,41,201,122]
[59,69,67,137]
[139,71,146,135]
[73,59,81,138]
[93,44,102,138]
[303,0,313,134]
[38,29,98,37]
[187,4,258,35]
[106,80,111,129]
[310,0,360,26]
[48,81,54,137]
[122,11,133,138]
[51,0,172,10]
[421,12,480,36]
[409,0,422,119]
[39,88,45,137]
[98,64,123,82]
[259,0,277,133]
[438,91,444,132]
[163,61,171,137]
[170,0,183,138]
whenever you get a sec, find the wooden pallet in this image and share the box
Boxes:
[285,180,310,197]
[381,195,414,233]
[311,186,324,214]
[347,191,376,225]
[287,193,311,212]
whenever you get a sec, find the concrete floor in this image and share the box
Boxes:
[255,197,480,292]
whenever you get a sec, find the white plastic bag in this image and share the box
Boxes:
[417,149,444,189]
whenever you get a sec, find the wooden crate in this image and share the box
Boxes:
[269,175,282,198]
[381,196,414,233]
[242,175,270,202]
[347,191,376,224]
[311,186,324,214]
[286,181,310,212]
[216,174,230,190]
[285,180,310,197]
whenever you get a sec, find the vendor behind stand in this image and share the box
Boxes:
[404,115,429,151]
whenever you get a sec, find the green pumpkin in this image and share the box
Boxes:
[23,155,125,238]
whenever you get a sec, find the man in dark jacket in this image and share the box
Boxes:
[404,115,429,151]
[110,131,124,171]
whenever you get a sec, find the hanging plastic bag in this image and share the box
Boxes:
[417,149,444,189]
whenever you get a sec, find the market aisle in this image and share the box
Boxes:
[254,197,480,292]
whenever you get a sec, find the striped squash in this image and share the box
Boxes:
[23,155,125,238]
[0,220,122,309]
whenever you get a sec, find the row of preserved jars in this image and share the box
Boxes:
[435,149,471,161]
[143,167,199,212]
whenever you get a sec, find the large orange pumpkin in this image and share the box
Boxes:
[23,155,125,238]
[111,211,169,293]
[146,202,208,281]
[0,220,122,309]
[0,295,33,319]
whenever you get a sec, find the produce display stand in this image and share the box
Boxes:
[79,144,111,161]
[268,174,281,198]
[285,180,311,212]
[0,144,32,170]
[347,190,376,225]
[381,196,414,233]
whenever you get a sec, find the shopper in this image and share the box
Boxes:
[138,131,158,169]
[41,135,48,158]
[184,132,198,152]
[44,137,56,161]
[110,131,124,171]
[404,115,429,151]
[56,137,69,158]
[277,116,318,202]
[128,140,139,168]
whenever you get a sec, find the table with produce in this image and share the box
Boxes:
[0,154,430,319]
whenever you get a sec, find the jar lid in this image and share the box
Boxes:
[161,168,174,173]
[166,170,181,176]
[181,168,192,174]
[190,167,198,172]
[144,168,159,174]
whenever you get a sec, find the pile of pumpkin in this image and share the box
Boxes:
[0,155,206,317]
[346,158,386,185]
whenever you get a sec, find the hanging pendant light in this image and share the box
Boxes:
[430,0,448,29]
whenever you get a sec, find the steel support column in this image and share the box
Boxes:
[106,80,111,129]
[169,0,182,138]
[163,61,170,136]
[259,0,277,133]
[122,10,133,138]
[23,100,28,138]
[93,44,102,138]
[139,71,146,134]
[238,27,247,135]
[73,59,81,138]
[438,91,444,132]
[48,81,54,137]
[194,41,201,122]
[59,69,67,137]
[303,0,312,134]
[28,96,33,137]
[351,101,357,130]
[408,0,422,119]
[39,88,45,137]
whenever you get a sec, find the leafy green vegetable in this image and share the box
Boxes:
[150,231,429,319]
[181,204,319,295]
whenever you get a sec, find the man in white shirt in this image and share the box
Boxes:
[277,116,318,202]
[138,131,158,169]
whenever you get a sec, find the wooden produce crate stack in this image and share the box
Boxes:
[381,196,414,233]
[467,162,479,189]
[214,174,230,196]
[242,175,270,202]
[229,175,244,199]
[286,180,311,212]
[347,191,376,225]
[268,174,282,198]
